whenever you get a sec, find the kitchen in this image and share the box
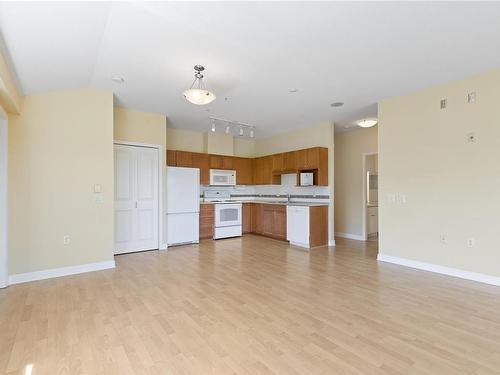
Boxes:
[166,146,330,249]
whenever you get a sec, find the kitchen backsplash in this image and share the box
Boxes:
[201,174,330,200]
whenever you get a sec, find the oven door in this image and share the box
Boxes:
[215,203,242,227]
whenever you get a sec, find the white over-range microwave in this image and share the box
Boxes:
[209,169,236,186]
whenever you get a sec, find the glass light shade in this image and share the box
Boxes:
[183,88,216,105]
[357,119,378,128]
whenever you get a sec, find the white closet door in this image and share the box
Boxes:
[114,144,159,254]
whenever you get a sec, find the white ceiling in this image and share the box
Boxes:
[1,1,500,137]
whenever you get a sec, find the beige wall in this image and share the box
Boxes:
[8,89,114,274]
[167,127,256,157]
[114,107,166,148]
[167,128,204,153]
[114,106,167,173]
[204,132,234,156]
[254,122,333,156]
[334,127,378,237]
[379,68,500,278]
[234,138,255,157]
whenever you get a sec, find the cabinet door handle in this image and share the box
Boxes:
[135,201,138,209]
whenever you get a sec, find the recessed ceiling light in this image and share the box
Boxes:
[288,88,298,93]
[111,76,124,83]
[357,118,378,128]
[331,102,344,107]
[343,125,350,129]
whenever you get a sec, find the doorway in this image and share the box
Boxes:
[0,117,7,288]
[362,153,378,242]
[114,142,161,254]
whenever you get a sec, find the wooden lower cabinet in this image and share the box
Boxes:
[251,203,263,234]
[242,203,252,233]
[262,204,287,241]
[199,204,214,239]
[309,206,329,247]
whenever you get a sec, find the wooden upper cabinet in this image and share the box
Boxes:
[272,153,284,173]
[210,154,233,170]
[284,151,297,171]
[262,156,273,184]
[252,157,262,185]
[192,152,209,185]
[316,147,328,186]
[167,147,328,186]
[233,157,253,185]
[295,149,307,170]
[166,150,177,166]
[305,147,319,169]
[209,154,223,169]
[222,156,233,170]
[176,151,193,167]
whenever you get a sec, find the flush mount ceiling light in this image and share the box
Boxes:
[357,118,378,128]
[183,65,216,105]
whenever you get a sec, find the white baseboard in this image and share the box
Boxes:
[160,243,168,250]
[377,254,500,287]
[335,232,365,241]
[8,260,116,285]
[328,239,336,246]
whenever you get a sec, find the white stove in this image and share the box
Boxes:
[204,190,242,239]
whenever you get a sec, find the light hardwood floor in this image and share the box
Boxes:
[1,236,500,374]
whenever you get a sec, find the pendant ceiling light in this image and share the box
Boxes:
[183,65,216,105]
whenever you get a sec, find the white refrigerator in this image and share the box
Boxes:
[166,167,200,246]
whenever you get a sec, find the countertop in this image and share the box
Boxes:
[200,200,329,207]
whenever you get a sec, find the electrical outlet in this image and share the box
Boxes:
[440,234,447,245]
[440,99,447,109]
[467,238,475,248]
[63,235,71,245]
[467,92,476,104]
